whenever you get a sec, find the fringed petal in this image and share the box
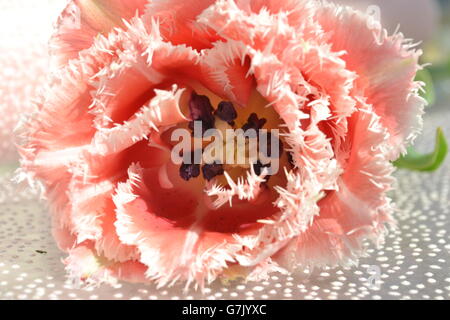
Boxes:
[200,40,254,106]
[68,179,114,244]
[113,164,237,288]
[94,198,140,262]
[204,165,269,209]
[64,244,147,287]
[17,24,129,233]
[316,3,425,159]
[274,103,396,270]
[114,163,293,288]
[91,85,189,156]
[197,0,318,51]
[144,0,219,50]
[50,0,148,67]
[86,17,200,130]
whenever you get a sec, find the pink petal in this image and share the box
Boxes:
[197,0,318,52]
[144,0,219,50]
[114,164,284,287]
[274,103,396,269]
[200,40,254,106]
[316,4,425,159]
[94,198,140,262]
[91,85,189,156]
[64,244,147,285]
[51,0,148,67]
[88,20,200,130]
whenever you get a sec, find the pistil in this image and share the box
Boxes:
[215,101,237,126]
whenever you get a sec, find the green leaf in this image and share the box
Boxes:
[394,127,448,172]
[415,69,435,106]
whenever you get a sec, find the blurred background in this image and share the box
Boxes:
[0,0,449,300]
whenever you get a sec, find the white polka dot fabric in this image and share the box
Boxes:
[0,0,449,300]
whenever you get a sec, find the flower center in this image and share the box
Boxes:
[162,84,292,191]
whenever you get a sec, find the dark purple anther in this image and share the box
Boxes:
[179,151,201,181]
[202,162,224,181]
[188,91,215,136]
[215,101,237,126]
[180,163,200,181]
[242,113,267,131]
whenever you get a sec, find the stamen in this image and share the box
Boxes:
[215,101,237,126]
[188,91,215,135]
[180,163,200,181]
[202,162,225,181]
[179,151,201,181]
[242,113,267,131]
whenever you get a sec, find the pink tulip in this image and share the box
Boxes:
[18,0,425,288]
